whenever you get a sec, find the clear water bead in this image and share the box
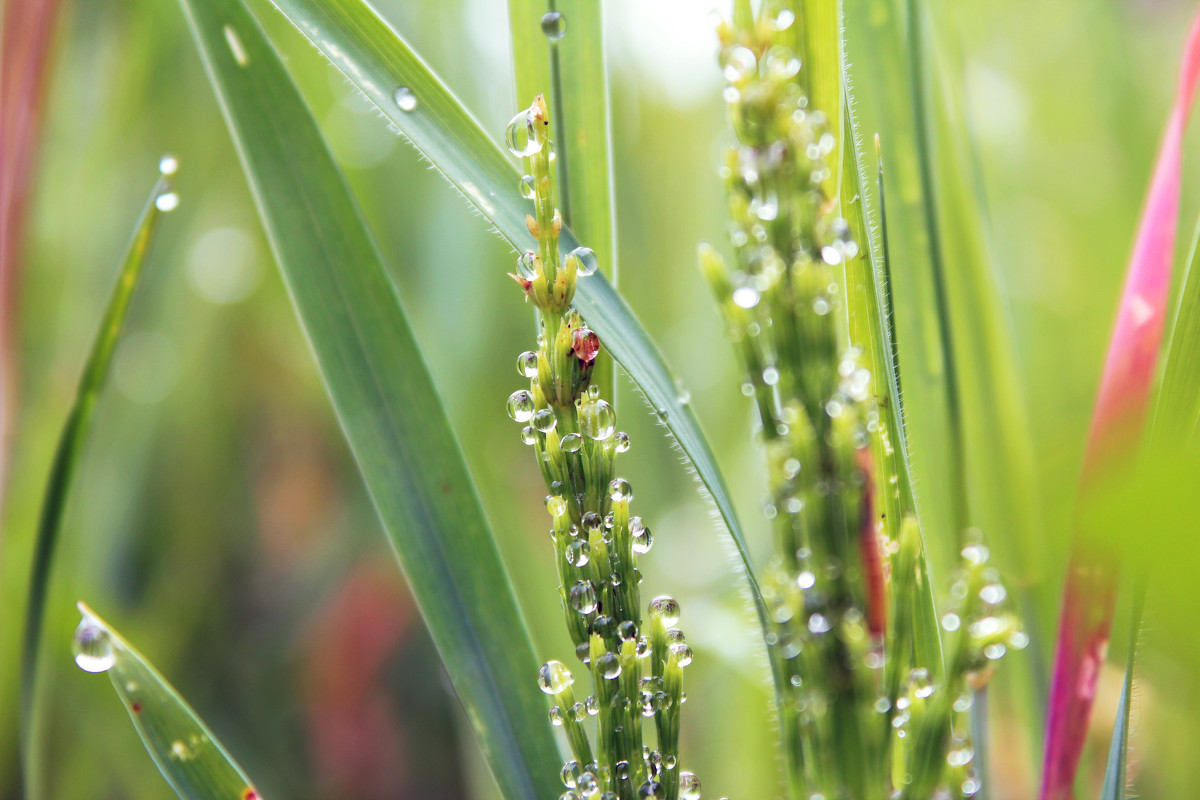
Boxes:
[155,192,180,212]
[541,11,567,39]
[595,651,622,680]
[505,108,543,158]
[614,432,631,453]
[566,540,590,567]
[73,614,115,673]
[632,527,653,555]
[581,399,615,440]
[520,174,537,200]
[538,660,574,694]
[568,246,599,276]
[517,350,539,378]
[608,478,632,503]
[732,286,760,309]
[679,771,702,800]
[533,407,557,433]
[393,86,417,111]
[158,154,179,176]
[516,251,539,280]
[546,495,568,517]
[561,432,583,453]
[649,596,680,626]
[569,580,598,614]
[506,389,535,422]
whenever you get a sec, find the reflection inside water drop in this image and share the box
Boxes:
[73,615,115,673]
[541,11,566,40]
[393,86,417,111]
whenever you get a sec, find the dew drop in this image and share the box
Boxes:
[546,495,568,517]
[393,86,418,111]
[517,350,539,378]
[73,614,114,673]
[618,620,638,640]
[582,400,615,440]
[505,108,543,158]
[569,580,598,614]
[158,153,179,176]
[595,651,622,680]
[614,432,631,453]
[541,10,567,39]
[506,389,535,422]
[679,771,702,800]
[568,246,599,276]
[632,527,653,555]
[608,478,633,503]
[561,432,583,453]
[538,660,574,694]
[649,595,680,626]
[155,191,180,212]
[721,46,757,82]
[670,643,693,667]
[732,286,760,309]
[520,174,537,200]
[534,407,558,433]
[807,613,831,634]
[566,540,590,567]
[516,251,539,280]
[521,426,537,445]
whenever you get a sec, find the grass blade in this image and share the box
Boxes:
[177,1,562,797]
[265,0,767,619]
[73,603,260,800]
[1042,13,1200,800]
[1156,210,1200,440]
[21,171,171,793]
[1099,590,1144,800]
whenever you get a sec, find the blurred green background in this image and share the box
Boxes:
[2,0,1200,798]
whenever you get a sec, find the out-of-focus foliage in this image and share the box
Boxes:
[2,1,1200,799]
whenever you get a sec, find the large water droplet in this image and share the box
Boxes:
[632,526,653,555]
[614,432,630,453]
[649,595,680,626]
[520,174,537,199]
[569,580,598,614]
[561,432,582,453]
[73,614,114,673]
[541,11,567,40]
[393,86,418,111]
[517,350,539,378]
[582,400,615,441]
[608,478,632,503]
[505,109,543,158]
[546,495,568,517]
[534,407,557,433]
[568,246,598,276]
[595,651,621,680]
[538,660,574,694]
[506,389,535,422]
[732,286,759,309]
[679,771,702,800]
[516,251,539,280]
[566,540,590,567]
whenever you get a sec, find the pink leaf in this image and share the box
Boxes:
[1039,10,1200,800]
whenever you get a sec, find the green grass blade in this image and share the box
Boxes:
[72,603,260,800]
[509,0,617,400]
[1100,590,1144,800]
[21,173,169,783]
[177,1,562,797]
[1156,213,1200,439]
[266,0,766,616]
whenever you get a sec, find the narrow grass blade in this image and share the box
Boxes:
[73,603,260,800]
[266,0,766,617]
[21,172,170,785]
[178,1,562,797]
[1042,13,1200,800]
[1099,590,1144,800]
[1156,204,1200,440]
[509,0,617,400]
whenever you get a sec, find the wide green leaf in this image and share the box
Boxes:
[21,172,170,791]
[265,0,768,620]
[73,603,260,800]
[176,1,562,797]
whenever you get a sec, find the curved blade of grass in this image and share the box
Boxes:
[1156,211,1200,440]
[1042,13,1200,800]
[265,0,766,617]
[177,2,562,798]
[1099,589,1144,800]
[509,0,617,400]
[21,173,169,789]
[73,602,260,800]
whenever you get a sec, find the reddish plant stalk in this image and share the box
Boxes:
[1040,11,1200,800]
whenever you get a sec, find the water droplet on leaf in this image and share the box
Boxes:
[393,86,417,111]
